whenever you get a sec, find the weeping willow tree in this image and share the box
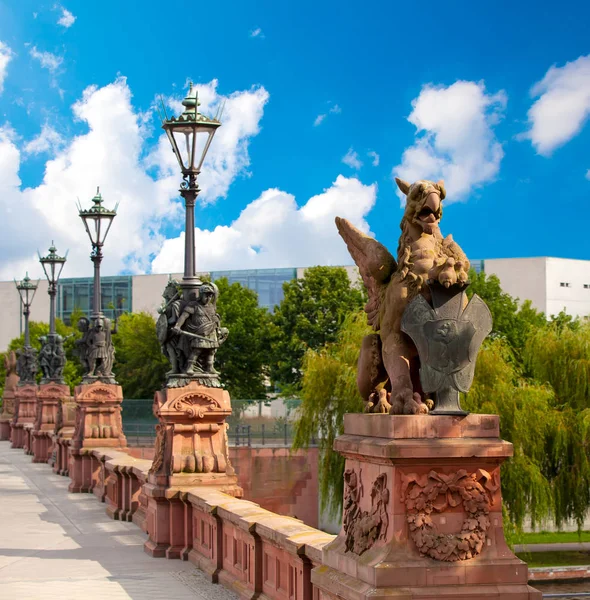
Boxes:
[294,310,590,532]
[292,311,368,518]
[523,323,590,527]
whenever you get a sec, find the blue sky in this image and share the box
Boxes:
[0,0,589,279]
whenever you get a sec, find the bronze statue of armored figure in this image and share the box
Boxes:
[336,177,492,416]
[74,315,117,384]
[157,279,229,388]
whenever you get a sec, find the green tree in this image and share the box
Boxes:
[112,311,169,399]
[214,278,272,401]
[467,270,546,356]
[270,266,365,391]
[293,310,367,517]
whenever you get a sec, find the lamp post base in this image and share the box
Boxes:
[143,382,242,558]
[68,382,127,493]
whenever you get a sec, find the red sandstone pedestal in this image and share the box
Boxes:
[312,414,542,600]
[144,382,242,559]
[0,387,17,441]
[31,383,70,463]
[10,384,38,450]
[53,398,78,475]
[68,382,127,493]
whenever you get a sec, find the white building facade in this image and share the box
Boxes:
[484,257,590,319]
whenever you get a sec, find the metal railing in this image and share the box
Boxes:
[122,421,317,449]
[123,423,157,447]
[229,423,316,447]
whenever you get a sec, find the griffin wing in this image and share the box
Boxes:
[335,217,397,330]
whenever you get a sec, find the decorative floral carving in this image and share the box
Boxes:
[170,394,220,418]
[343,470,389,555]
[400,469,499,562]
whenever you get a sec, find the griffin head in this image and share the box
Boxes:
[396,177,446,236]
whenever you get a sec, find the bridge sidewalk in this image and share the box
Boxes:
[0,441,237,600]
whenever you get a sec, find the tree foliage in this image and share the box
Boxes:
[467,270,546,357]
[112,311,169,399]
[293,311,368,517]
[214,277,272,400]
[270,266,365,392]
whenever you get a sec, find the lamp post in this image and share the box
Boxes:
[77,188,117,319]
[160,82,222,298]
[14,273,39,384]
[157,82,228,387]
[38,243,68,383]
[76,188,118,382]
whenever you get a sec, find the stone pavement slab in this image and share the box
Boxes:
[0,441,237,600]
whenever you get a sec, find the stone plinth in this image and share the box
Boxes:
[10,384,38,449]
[32,383,70,463]
[144,383,242,559]
[0,387,17,441]
[68,382,127,493]
[53,397,78,475]
[312,414,542,600]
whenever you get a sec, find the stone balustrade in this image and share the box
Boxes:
[60,446,334,600]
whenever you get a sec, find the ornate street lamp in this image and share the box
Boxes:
[160,82,222,297]
[38,243,68,383]
[76,188,118,383]
[77,187,118,319]
[14,273,39,384]
[156,82,228,388]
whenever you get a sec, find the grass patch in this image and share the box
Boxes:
[514,530,590,545]
[516,550,590,568]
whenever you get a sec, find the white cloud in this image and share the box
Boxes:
[314,102,342,126]
[152,175,377,273]
[249,27,264,39]
[342,148,363,170]
[313,114,326,126]
[367,150,380,166]
[0,41,14,94]
[586,168,590,180]
[29,46,63,73]
[57,7,76,28]
[0,77,268,280]
[23,124,65,155]
[523,55,590,156]
[393,80,506,202]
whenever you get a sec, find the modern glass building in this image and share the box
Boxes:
[57,275,132,324]
[471,260,485,274]
[210,268,297,312]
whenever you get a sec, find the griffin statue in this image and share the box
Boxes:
[336,177,471,415]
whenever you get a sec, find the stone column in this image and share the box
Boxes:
[312,414,542,600]
[31,383,70,463]
[11,384,38,450]
[144,382,242,559]
[68,382,127,493]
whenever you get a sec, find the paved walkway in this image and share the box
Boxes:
[0,442,237,600]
